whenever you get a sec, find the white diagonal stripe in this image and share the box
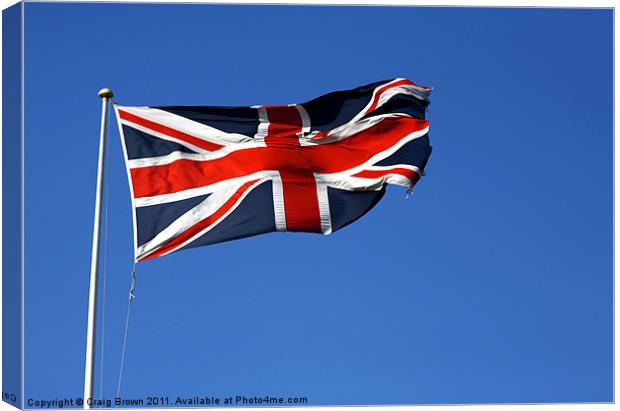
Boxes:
[120,119,213,154]
[137,179,265,260]
[300,113,416,146]
[119,106,255,146]
[376,84,431,108]
[127,141,261,169]
[350,78,405,123]
[319,174,417,192]
[363,164,421,173]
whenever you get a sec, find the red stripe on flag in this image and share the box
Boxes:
[304,118,429,174]
[365,79,415,114]
[130,148,264,199]
[278,170,322,232]
[263,106,322,232]
[139,179,260,261]
[129,117,429,199]
[118,109,224,152]
[264,105,304,143]
[353,167,420,184]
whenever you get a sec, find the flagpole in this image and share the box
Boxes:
[84,88,113,409]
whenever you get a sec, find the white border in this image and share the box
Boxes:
[20,1,25,408]
[0,2,615,411]
[113,104,140,262]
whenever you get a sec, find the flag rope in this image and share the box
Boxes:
[115,262,136,405]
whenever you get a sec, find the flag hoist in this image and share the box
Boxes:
[84,88,113,409]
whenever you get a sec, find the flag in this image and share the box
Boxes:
[114,78,432,262]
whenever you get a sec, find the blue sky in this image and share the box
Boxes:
[20,3,612,406]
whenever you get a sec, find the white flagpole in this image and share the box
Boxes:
[84,88,113,409]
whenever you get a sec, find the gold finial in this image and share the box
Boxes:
[98,88,114,99]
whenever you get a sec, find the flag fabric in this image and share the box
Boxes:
[114,78,432,262]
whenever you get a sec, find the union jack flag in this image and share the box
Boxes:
[114,78,432,262]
